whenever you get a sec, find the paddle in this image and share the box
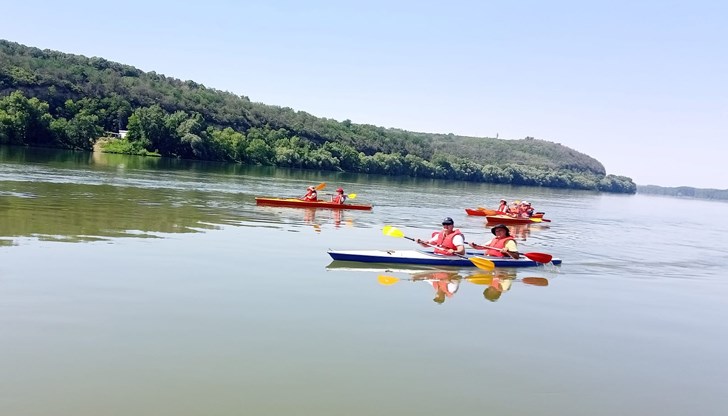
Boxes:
[466,275,549,287]
[378,275,400,286]
[328,193,357,199]
[382,226,495,270]
[299,182,327,200]
[377,274,461,286]
[469,243,553,264]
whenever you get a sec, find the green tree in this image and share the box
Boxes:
[0,91,56,145]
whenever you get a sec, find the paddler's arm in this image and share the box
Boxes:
[416,238,434,248]
[503,240,520,259]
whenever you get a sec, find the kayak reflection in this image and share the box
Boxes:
[302,208,354,231]
[327,262,549,303]
[483,223,550,242]
[507,224,530,241]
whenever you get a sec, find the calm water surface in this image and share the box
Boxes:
[1,147,727,416]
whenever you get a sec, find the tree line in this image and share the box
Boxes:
[638,185,728,201]
[0,39,636,193]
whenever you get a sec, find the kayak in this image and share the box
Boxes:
[255,197,373,210]
[485,214,550,224]
[465,208,498,216]
[327,249,561,268]
[468,209,547,220]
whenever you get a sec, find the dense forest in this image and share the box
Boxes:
[638,185,728,201]
[0,39,636,193]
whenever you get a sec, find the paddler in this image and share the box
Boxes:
[496,199,509,214]
[331,187,347,204]
[300,186,318,201]
[416,217,465,256]
[469,223,520,259]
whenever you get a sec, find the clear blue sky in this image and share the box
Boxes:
[3,0,726,188]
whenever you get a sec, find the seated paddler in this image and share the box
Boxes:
[416,217,465,256]
[469,223,519,259]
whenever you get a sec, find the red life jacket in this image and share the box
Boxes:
[485,236,515,257]
[332,194,346,204]
[302,190,317,201]
[430,229,463,255]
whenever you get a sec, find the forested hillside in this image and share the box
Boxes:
[0,39,635,193]
[638,185,728,200]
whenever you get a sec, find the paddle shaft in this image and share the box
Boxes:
[408,236,469,258]
[382,225,494,270]
[469,243,552,263]
[326,193,357,198]
[466,242,520,259]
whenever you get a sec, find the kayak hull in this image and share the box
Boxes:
[327,249,561,268]
[465,208,497,216]
[485,214,550,224]
[255,197,373,210]
[467,208,546,218]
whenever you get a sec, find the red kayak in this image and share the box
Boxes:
[255,197,373,211]
[485,214,551,224]
[467,208,546,219]
[465,208,498,216]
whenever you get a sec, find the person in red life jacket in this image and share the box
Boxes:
[416,217,465,256]
[468,223,519,259]
[506,201,520,217]
[522,201,535,217]
[331,187,347,204]
[516,201,531,218]
[300,186,318,201]
[496,199,509,214]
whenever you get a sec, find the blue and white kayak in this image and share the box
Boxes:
[327,249,561,268]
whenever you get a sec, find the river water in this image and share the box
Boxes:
[1,146,726,416]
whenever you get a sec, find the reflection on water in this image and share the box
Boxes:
[0,147,368,244]
[4,146,728,416]
[0,180,230,243]
[466,269,550,302]
[377,270,463,304]
[341,262,551,304]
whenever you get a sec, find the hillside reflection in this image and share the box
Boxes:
[0,180,234,243]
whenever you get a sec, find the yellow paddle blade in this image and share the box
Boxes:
[470,257,495,270]
[466,274,494,285]
[530,217,542,223]
[315,182,326,190]
[382,226,404,238]
[377,275,400,286]
[348,193,357,199]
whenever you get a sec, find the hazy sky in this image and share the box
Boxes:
[3,1,726,188]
